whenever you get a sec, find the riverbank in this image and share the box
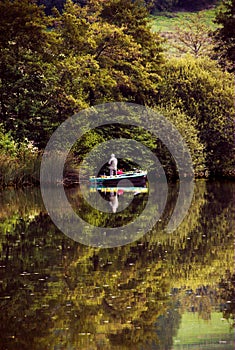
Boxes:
[1,156,234,189]
[0,153,41,188]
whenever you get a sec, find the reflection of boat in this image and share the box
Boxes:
[90,185,148,213]
[89,171,147,186]
[90,186,148,194]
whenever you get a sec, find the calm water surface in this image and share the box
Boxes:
[0,180,234,350]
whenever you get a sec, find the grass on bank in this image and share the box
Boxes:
[0,153,41,187]
[151,8,219,33]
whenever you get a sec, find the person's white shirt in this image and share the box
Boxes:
[108,154,118,175]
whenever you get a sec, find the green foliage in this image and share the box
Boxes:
[171,12,214,57]
[151,9,219,58]
[157,55,234,176]
[156,106,206,174]
[151,8,219,33]
[0,0,64,146]
[0,125,17,157]
[37,0,69,14]
[213,0,235,71]
[69,104,205,180]
[149,0,179,12]
[54,0,164,106]
[0,0,164,149]
[37,0,220,14]
[0,125,40,187]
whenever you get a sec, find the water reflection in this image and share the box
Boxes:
[90,186,149,213]
[0,181,234,349]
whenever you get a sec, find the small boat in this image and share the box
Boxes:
[89,170,147,187]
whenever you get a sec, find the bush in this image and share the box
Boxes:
[0,124,41,187]
[157,55,234,176]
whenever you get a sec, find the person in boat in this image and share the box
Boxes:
[108,153,118,176]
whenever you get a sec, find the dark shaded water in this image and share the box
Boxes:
[0,180,234,350]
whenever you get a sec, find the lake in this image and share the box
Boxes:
[0,180,234,349]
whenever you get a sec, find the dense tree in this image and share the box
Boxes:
[56,0,164,105]
[213,0,235,71]
[147,0,218,13]
[37,0,220,14]
[0,0,164,147]
[157,55,234,176]
[37,0,88,14]
[0,0,71,146]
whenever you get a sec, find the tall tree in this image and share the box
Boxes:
[0,0,165,147]
[0,0,87,147]
[96,0,165,104]
[55,0,164,106]
[0,0,55,144]
[172,13,214,58]
[157,55,234,176]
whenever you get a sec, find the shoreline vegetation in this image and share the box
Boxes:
[1,151,234,189]
[0,0,234,188]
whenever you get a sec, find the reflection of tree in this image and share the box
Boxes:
[67,185,149,227]
[0,181,234,349]
[176,286,219,321]
[0,211,75,349]
[154,301,181,350]
[218,271,235,329]
[61,247,171,349]
[165,181,234,286]
[163,181,235,324]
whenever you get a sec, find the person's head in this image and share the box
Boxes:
[111,153,115,157]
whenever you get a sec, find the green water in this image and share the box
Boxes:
[0,180,234,349]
